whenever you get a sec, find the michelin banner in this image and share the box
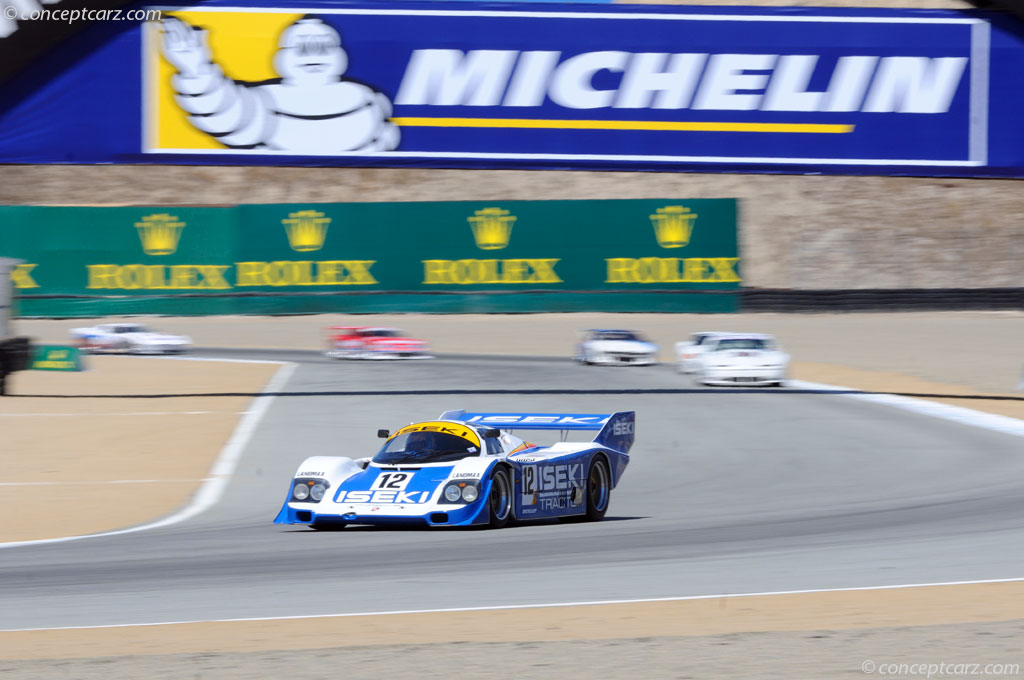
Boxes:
[0,199,739,316]
[1,1,1022,175]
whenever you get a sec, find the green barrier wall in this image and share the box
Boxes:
[1,199,739,316]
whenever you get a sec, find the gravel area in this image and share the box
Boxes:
[5,621,1023,680]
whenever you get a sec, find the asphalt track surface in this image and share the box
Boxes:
[3,350,1024,631]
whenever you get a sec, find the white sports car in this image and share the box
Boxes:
[574,329,658,366]
[674,331,730,374]
[70,323,192,355]
[693,333,789,387]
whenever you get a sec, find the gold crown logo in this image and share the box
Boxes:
[135,213,185,256]
[468,207,516,250]
[650,206,697,249]
[282,210,331,252]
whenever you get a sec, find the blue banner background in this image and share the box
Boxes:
[1,1,1022,176]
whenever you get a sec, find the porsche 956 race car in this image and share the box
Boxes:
[274,410,634,529]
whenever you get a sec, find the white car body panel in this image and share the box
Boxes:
[576,330,658,366]
[674,331,731,374]
[694,333,790,387]
[70,323,192,355]
[309,458,494,519]
[286,438,514,517]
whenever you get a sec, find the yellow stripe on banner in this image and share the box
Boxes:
[391,118,854,134]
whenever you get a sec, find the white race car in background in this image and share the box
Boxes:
[70,323,192,355]
[674,331,730,374]
[574,329,658,366]
[693,333,789,387]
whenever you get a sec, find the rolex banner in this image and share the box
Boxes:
[0,199,739,316]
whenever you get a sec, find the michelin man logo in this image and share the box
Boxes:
[159,16,400,153]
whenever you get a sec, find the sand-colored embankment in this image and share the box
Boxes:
[0,356,280,543]
[3,581,1023,660]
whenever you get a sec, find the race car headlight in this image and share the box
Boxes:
[441,481,480,504]
[291,479,329,503]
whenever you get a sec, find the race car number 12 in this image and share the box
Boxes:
[372,472,412,491]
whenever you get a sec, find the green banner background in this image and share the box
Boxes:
[1,199,738,316]
[30,345,84,371]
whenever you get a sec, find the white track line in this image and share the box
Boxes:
[789,380,1024,439]
[0,360,296,550]
[4,576,1023,632]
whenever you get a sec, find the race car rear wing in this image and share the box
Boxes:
[439,410,635,454]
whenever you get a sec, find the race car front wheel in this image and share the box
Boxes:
[488,467,513,529]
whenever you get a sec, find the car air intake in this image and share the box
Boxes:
[429,513,449,524]
[296,511,312,522]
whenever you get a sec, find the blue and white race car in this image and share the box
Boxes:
[274,410,634,530]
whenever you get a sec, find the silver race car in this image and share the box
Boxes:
[70,323,192,355]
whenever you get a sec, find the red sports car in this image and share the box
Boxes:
[325,326,431,360]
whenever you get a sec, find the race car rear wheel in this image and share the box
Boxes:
[488,467,513,529]
[585,457,611,521]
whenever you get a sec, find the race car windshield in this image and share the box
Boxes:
[373,431,480,464]
[595,332,639,341]
[714,338,770,351]
[363,330,401,338]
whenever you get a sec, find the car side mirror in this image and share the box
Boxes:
[377,429,390,439]
[484,428,500,438]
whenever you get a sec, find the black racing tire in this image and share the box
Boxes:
[487,466,514,529]
[584,456,612,521]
